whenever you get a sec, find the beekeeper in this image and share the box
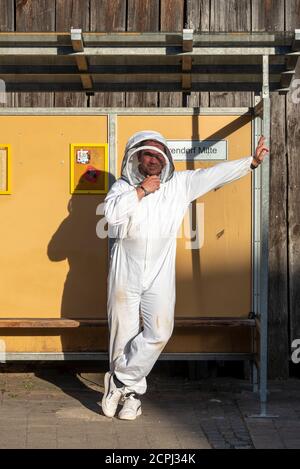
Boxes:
[102,130,268,420]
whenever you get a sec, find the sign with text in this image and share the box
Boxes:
[167,140,228,161]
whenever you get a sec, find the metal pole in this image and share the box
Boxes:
[108,113,117,256]
[250,55,277,418]
[259,54,270,415]
[251,92,261,394]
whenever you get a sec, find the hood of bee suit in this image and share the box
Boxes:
[120,130,175,186]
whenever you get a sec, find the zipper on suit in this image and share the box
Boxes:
[144,196,149,272]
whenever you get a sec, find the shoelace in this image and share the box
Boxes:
[121,391,139,403]
[108,387,123,399]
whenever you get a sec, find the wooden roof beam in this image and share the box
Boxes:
[292,29,300,51]
[182,29,193,90]
[71,28,93,91]
[280,70,295,89]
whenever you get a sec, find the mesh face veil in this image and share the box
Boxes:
[120,130,175,186]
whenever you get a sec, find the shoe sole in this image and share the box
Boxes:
[118,407,142,421]
[102,372,118,418]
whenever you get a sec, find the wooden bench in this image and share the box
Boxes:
[0,317,256,328]
[0,317,258,386]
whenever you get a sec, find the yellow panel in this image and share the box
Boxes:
[0,144,11,194]
[2,329,108,353]
[0,116,108,329]
[166,327,252,353]
[117,115,252,352]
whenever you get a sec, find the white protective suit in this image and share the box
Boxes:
[104,130,254,395]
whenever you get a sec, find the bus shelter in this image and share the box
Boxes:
[0,29,299,417]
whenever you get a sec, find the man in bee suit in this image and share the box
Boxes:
[102,130,268,420]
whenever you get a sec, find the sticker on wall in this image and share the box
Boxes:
[0,145,11,194]
[76,149,91,165]
[70,144,108,194]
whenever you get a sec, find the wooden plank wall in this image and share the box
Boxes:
[286,0,300,376]
[0,0,300,378]
[253,0,289,379]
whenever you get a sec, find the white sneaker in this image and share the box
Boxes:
[102,371,126,418]
[118,393,142,420]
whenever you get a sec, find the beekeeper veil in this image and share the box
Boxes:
[120,130,175,186]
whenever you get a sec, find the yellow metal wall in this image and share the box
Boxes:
[0,116,108,352]
[0,114,252,353]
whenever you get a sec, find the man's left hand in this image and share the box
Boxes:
[252,135,269,168]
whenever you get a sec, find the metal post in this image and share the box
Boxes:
[253,93,262,320]
[249,56,277,418]
[108,113,117,256]
[259,55,270,416]
[251,92,262,394]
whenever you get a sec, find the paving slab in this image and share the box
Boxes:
[0,370,299,449]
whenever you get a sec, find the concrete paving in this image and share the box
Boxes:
[0,367,300,449]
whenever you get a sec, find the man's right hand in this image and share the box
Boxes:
[142,175,160,193]
[136,175,160,200]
